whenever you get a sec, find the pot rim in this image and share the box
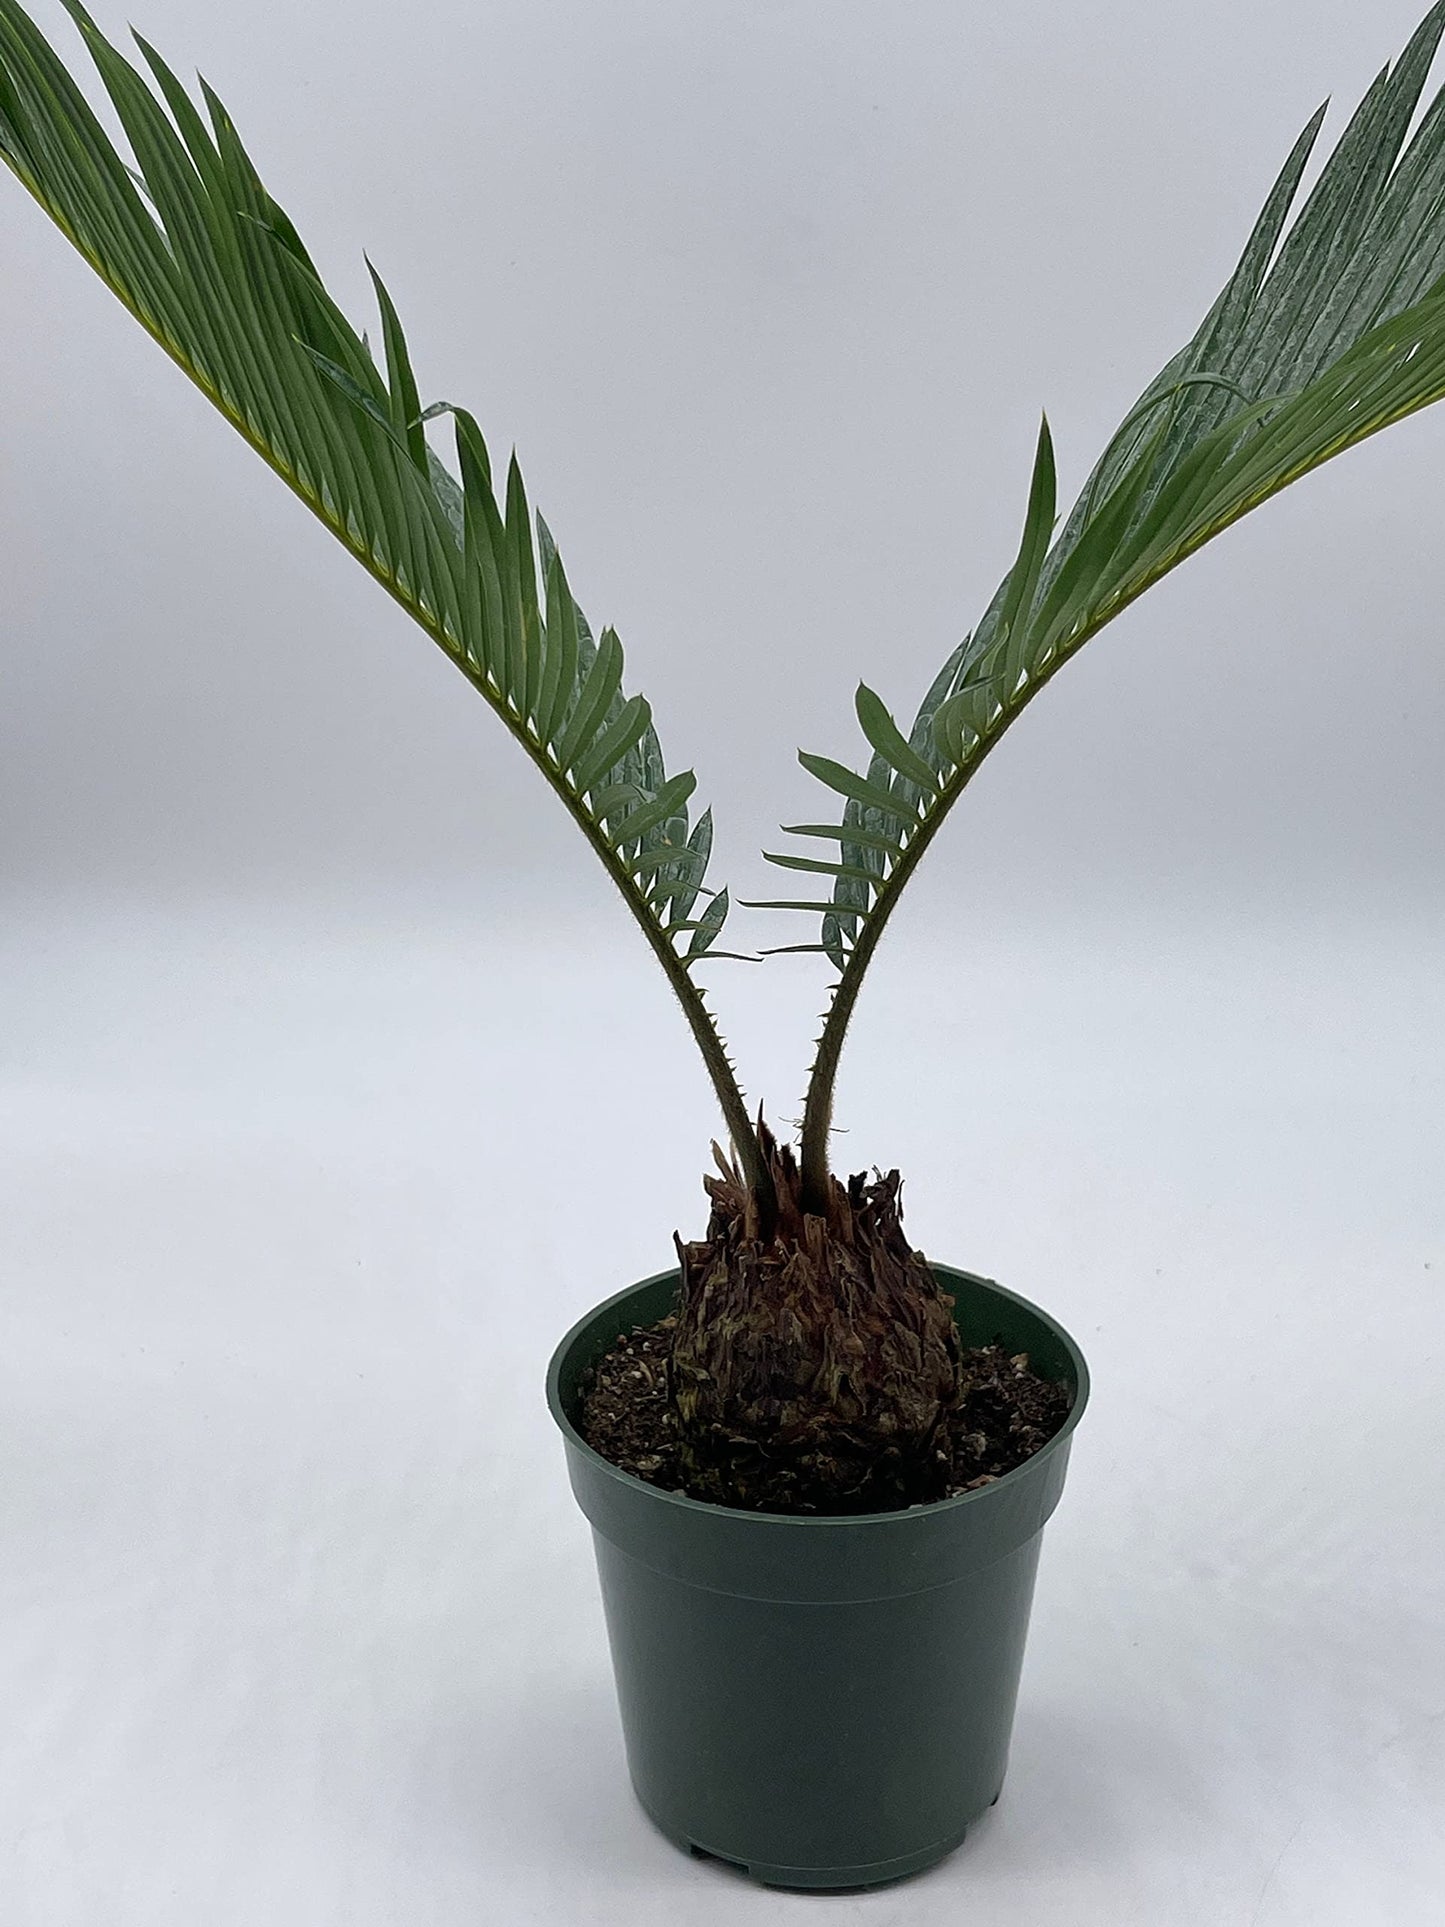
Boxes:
[546,1261,1090,1529]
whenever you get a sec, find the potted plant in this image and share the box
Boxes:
[5,0,1444,1890]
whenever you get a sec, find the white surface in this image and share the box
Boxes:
[3,893,1442,1925]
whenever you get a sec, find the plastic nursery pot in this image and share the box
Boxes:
[546,1263,1089,1891]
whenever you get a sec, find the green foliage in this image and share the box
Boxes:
[785,0,1445,979]
[5,1,1445,1206]
[0,0,733,968]
[0,0,776,1193]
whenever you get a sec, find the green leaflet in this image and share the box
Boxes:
[796,751,921,826]
[539,549,580,748]
[366,257,427,475]
[992,412,1057,687]
[653,807,713,922]
[853,684,940,797]
[686,886,731,959]
[555,628,624,774]
[779,822,909,857]
[761,851,882,886]
[612,771,697,849]
[739,898,845,914]
[572,693,651,797]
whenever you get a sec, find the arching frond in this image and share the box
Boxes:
[0,0,765,1176]
[790,1,1445,1201]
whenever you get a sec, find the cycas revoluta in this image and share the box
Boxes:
[6,1,1445,1510]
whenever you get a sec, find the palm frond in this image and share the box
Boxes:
[0,0,738,965]
[789,2,1445,1202]
[0,0,769,1185]
[785,1,1445,976]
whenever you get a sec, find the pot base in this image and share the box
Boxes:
[648,1789,1001,1890]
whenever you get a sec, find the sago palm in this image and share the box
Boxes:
[5,0,1444,1510]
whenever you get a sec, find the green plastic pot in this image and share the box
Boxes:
[546,1262,1089,1890]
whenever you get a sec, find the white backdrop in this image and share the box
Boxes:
[3,2,1443,1922]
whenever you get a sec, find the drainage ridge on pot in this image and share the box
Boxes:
[547,1263,1090,1891]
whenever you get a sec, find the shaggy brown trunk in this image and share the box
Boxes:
[668,1122,963,1513]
